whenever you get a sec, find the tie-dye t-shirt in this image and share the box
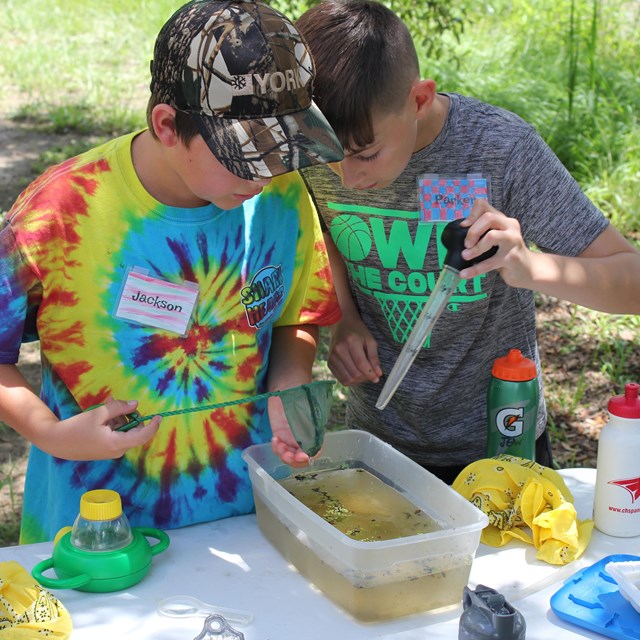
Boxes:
[0,131,340,543]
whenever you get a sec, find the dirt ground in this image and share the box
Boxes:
[0,104,625,543]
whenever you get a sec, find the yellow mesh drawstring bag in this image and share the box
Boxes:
[0,560,72,638]
[453,455,594,565]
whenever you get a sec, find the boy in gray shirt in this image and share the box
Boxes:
[273,0,640,483]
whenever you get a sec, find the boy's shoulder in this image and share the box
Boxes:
[6,132,138,222]
[447,92,535,133]
[267,169,310,198]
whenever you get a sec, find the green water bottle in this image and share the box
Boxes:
[486,349,539,460]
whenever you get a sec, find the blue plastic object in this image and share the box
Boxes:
[550,554,640,640]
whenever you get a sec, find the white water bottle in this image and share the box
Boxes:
[593,382,640,537]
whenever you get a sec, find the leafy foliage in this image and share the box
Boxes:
[274,0,467,59]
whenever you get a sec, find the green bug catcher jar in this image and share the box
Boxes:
[32,489,169,593]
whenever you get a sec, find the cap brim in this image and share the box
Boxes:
[191,102,344,180]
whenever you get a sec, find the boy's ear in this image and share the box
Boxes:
[151,104,180,147]
[410,79,437,118]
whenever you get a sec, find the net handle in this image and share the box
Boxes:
[113,380,335,432]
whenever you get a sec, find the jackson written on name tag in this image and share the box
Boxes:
[115,268,199,335]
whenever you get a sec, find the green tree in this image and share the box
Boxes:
[273,0,467,60]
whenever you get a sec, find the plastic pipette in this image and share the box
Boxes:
[376,220,497,410]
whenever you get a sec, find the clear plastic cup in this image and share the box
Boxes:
[70,489,133,552]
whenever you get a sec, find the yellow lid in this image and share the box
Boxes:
[79,489,123,521]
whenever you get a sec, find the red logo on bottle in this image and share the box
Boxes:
[608,477,640,503]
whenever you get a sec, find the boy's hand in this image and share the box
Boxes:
[459,198,534,288]
[52,399,161,460]
[268,395,312,467]
[328,316,383,385]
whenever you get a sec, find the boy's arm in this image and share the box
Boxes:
[460,200,640,314]
[324,233,383,384]
[0,363,160,460]
[268,324,319,467]
[531,225,640,311]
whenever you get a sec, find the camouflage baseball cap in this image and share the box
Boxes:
[150,0,344,180]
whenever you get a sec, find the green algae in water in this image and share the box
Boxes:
[280,467,442,541]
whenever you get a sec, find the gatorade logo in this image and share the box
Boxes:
[495,407,524,438]
[608,476,640,503]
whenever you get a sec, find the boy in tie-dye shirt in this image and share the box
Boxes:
[0,0,343,543]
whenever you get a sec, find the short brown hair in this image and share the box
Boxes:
[296,0,419,151]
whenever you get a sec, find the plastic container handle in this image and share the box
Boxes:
[31,557,92,590]
[136,527,170,556]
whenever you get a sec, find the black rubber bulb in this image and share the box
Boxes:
[441,219,498,271]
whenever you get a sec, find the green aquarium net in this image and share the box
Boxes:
[109,380,335,457]
[274,380,334,457]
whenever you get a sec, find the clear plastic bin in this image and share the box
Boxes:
[242,429,488,621]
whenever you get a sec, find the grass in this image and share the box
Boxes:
[0,0,638,544]
[428,0,640,230]
[0,0,184,134]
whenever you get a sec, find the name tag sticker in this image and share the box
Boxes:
[418,173,491,223]
[115,268,199,335]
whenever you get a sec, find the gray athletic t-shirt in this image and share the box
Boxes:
[302,93,608,467]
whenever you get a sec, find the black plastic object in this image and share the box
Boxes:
[458,584,526,639]
[442,219,498,271]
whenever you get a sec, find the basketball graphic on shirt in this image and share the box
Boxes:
[330,215,372,261]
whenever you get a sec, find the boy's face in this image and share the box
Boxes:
[328,94,419,190]
[173,134,272,210]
